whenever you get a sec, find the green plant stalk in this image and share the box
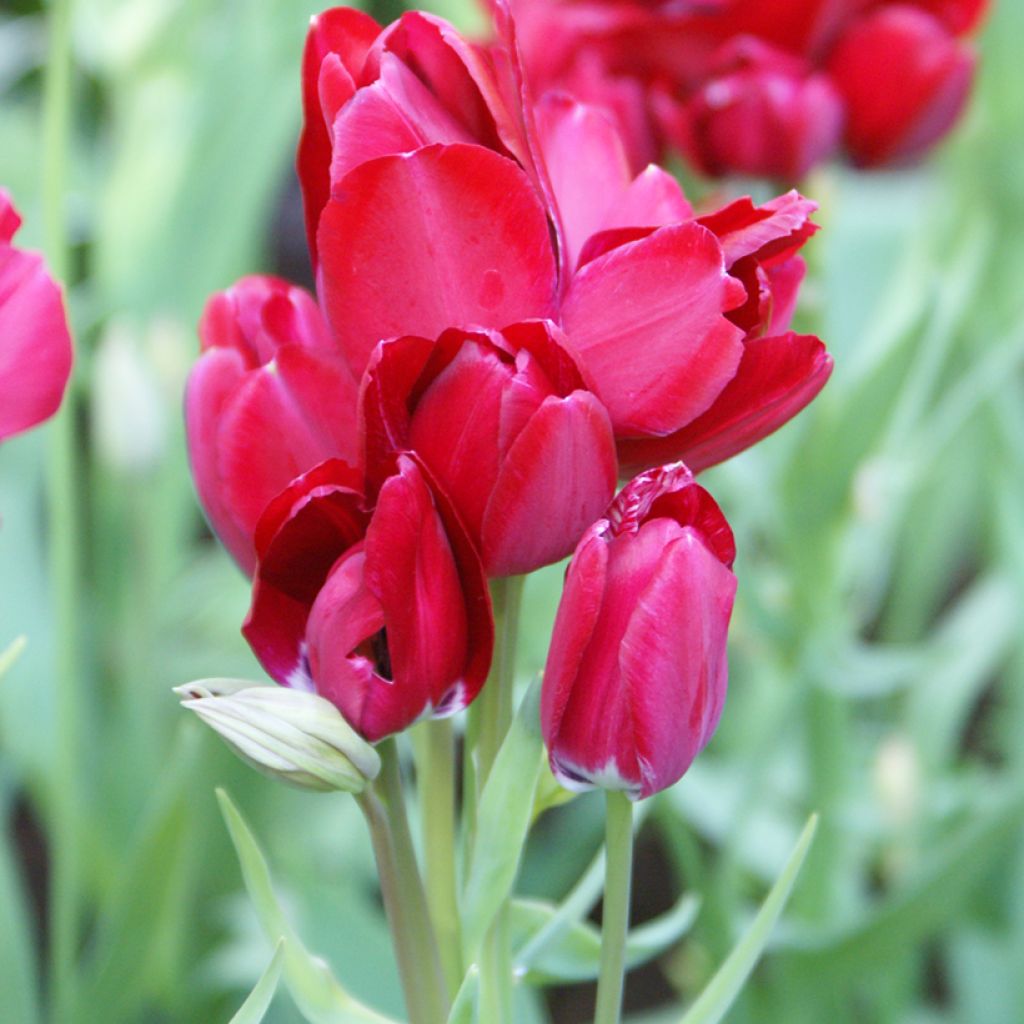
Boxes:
[474,575,524,788]
[472,575,525,1024]
[595,791,634,1024]
[42,1,80,1021]
[376,739,449,1023]
[414,720,464,995]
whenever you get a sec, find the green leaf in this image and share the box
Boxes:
[510,890,699,983]
[0,636,26,679]
[446,964,480,1024]
[462,679,545,957]
[228,940,284,1024]
[678,814,818,1024]
[217,788,398,1024]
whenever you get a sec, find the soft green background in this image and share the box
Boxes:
[1,0,1022,1021]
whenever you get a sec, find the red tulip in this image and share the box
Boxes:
[664,38,844,181]
[243,455,493,742]
[185,275,359,574]
[828,6,975,166]
[541,462,737,799]
[361,321,617,577]
[0,189,73,441]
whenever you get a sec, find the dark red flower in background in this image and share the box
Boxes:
[508,0,988,177]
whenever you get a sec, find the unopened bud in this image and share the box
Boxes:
[175,679,380,792]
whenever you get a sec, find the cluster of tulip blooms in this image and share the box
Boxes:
[510,0,988,179]
[183,2,833,801]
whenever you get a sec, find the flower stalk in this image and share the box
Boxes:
[594,791,635,1024]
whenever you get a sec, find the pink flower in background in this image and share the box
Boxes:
[242,456,492,742]
[0,189,73,442]
[541,463,737,799]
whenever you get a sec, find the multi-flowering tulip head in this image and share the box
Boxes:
[0,188,73,442]
[541,462,737,800]
[184,275,359,574]
[242,456,493,743]
[361,321,617,577]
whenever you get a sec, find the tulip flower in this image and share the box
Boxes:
[243,456,493,742]
[360,321,617,577]
[0,189,73,441]
[663,38,844,181]
[827,6,975,166]
[541,462,737,799]
[184,274,360,574]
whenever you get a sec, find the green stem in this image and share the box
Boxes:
[356,789,426,1024]
[474,575,524,789]
[377,739,449,1023]
[42,1,79,1022]
[594,791,634,1024]
[470,575,525,1024]
[414,720,463,995]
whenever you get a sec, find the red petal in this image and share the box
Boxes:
[297,7,383,269]
[318,143,558,378]
[698,190,818,269]
[482,392,617,576]
[617,332,832,475]
[560,222,746,436]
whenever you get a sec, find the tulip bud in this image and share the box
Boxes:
[541,463,737,799]
[175,679,380,792]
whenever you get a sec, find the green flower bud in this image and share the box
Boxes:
[175,679,380,792]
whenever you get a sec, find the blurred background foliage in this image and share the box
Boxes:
[0,0,1022,1021]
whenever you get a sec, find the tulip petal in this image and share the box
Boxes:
[698,190,818,269]
[184,347,254,571]
[560,222,746,436]
[216,349,359,557]
[329,52,476,187]
[603,164,693,233]
[540,528,608,754]
[243,461,368,688]
[482,391,617,576]
[0,243,73,442]
[297,7,383,267]
[360,456,472,739]
[620,528,736,798]
[617,332,833,475]
[318,143,559,378]
[535,93,633,270]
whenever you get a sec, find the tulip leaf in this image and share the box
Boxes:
[462,679,545,958]
[228,940,285,1024]
[446,964,480,1024]
[0,636,26,679]
[678,814,818,1024]
[511,890,699,983]
[217,789,398,1024]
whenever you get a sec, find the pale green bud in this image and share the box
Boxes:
[175,679,380,793]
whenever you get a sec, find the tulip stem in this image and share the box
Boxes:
[595,791,635,1024]
[475,574,525,788]
[413,719,464,996]
[42,0,80,1021]
[376,738,450,1024]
